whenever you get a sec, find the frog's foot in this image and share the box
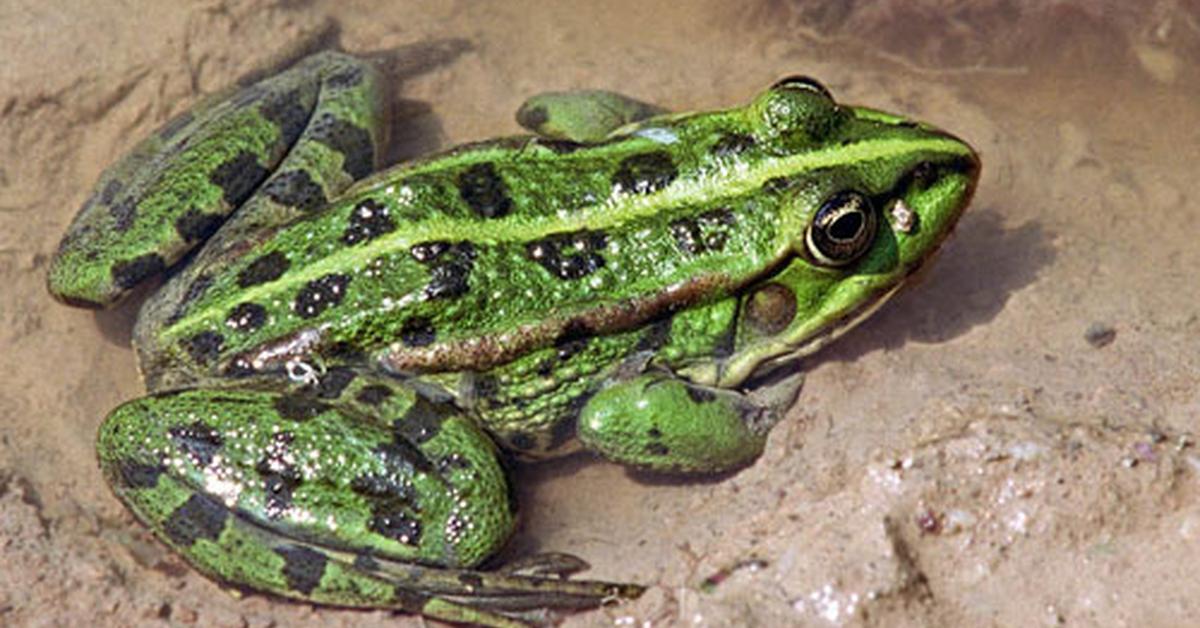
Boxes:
[577,370,804,473]
[96,374,640,625]
[48,51,385,308]
[515,90,666,143]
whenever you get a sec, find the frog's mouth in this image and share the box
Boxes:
[740,280,905,388]
[736,205,963,392]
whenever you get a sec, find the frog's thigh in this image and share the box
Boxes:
[577,372,803,473]
[515,90,666,143]
[48,51,384,308]
[96,379,514,609]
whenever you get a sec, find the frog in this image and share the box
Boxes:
[46,51,979,626]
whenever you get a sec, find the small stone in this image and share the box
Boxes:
[1084,322,1116,348]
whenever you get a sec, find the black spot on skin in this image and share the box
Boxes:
[261,469,301,519]
[399,316,436,347]
[412,241,476,301]
[157,110,194,140]
[409,241,450,262]
[458,573,485,588]
[635,317,672,352]
[368,509,422,546]
[509,432,536,451]
[231,85,266,108]
[314,367,356,399]
[356,384,393,406]
[342,198,395,245]
[395,397,451,445]
[168,422,224,467]
[259,90,310,147]
[256,432,300,520]
[310,112,374,179]
[391,586,428,610]
[526,230,608,280]
[437,453,471,472]
[327,65,365,88]
[554,320,592,362]
[225,302,267,332]
[237,251,290,288]
[163,493,228,547]
[425,262,472,300]
[175,208,224,244]
[114,460,164,489]
[224,356,257,378]
[166,274,214,325]
[111,253,165,289]
[209,150,270,206]
[109,197,137,232]
[325,341,366,362]
[685,385,718,404]
[646,442,670,456]
[273,394,329,422]
[457,162,512,219]
[375,438,435,474]
[293,273,350,319]
[263,169,327,212]
[711,133,756,157]
[670,208,737,256]
[274,545,329,595]
[100,180,123,204]
[472,375,499,404]
[612,151,677,195]
[182,330,224,365]
[353,554,380,572]
[351,472,416,504]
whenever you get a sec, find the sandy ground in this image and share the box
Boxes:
[2,0,1199,626]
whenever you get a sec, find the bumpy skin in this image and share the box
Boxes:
[48,52,979,626]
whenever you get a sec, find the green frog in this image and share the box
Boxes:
[47,51,979,626]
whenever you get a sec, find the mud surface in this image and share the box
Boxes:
[2,1,1198,625]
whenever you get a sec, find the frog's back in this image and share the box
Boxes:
[136,113,794,390]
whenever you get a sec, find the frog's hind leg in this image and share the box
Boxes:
[97,371,640,625]
[516,90,666,143]
[48,51,384,309]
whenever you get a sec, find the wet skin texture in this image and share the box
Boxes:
[48,53,979,626]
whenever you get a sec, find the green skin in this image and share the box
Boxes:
[47,52,979,626]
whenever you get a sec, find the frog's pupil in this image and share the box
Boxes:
[829,212,863,241]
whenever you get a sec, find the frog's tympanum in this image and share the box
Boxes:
[48,52,978,626]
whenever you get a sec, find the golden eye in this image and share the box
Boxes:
[805,191,878,267]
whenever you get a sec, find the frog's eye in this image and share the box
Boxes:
[753,76,842,143]
[770,75,833,100]
[805,191,878,267]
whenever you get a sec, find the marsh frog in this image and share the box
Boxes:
[47,51,979,626]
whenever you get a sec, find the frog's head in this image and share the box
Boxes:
[720,76,980,385]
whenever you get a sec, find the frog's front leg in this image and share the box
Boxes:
[98,372,639,626]
[577,370,804,474]
[516,90,666,143]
